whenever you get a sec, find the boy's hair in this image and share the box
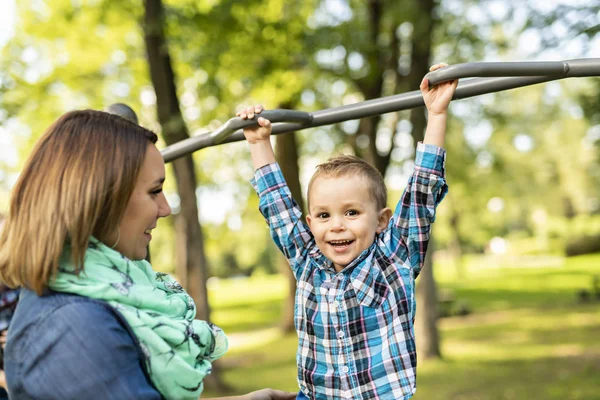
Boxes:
[307,154,387,211]
[0,109,158,295]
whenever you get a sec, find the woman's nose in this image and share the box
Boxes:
[159,193,172,218]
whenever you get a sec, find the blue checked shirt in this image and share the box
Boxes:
[251,143,448,400]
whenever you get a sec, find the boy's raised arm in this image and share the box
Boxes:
[240,104,314,279]
[420,63,458,147]
[384,64,456,274]
[238,105,275,170]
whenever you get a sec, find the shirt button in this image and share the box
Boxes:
[337,331,345,339]
[332,300,339,308]
[342,366,349,374]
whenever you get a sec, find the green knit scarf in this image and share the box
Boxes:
[50,238,228,400]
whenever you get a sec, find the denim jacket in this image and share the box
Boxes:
[5,289,162,399]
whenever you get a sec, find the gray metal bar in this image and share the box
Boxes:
[105,103,139,124]
[161,58,600,163]
[162,109,312,162]
[211,109,312,143]
[425,58,599,86]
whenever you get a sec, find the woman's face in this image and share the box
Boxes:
[112,144,171,260]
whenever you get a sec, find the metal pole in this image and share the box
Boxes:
[158,58,600,163]
[105,103,139,124]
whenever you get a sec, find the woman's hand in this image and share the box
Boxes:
[238,105,272,144]
[0,370,6,390]
[0,330,7,349]
[209,388,296,400]
[244,388,297,400]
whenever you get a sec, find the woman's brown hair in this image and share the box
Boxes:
[0,109,158,294]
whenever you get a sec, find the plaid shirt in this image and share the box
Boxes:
[251,143,447,400]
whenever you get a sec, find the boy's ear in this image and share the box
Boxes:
[306,214,313,230]
[376,207,392,233]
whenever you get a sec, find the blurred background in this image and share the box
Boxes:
[0,0,599,399]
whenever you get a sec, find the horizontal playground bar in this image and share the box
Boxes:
[425,58,599,86]
[160,58,600,163]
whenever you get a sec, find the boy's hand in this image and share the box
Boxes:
[238,105,272,144]
[420,63,458,116]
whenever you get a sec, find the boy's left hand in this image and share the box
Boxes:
[420,63,458,116]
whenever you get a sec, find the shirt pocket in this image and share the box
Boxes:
[350,254,390,309]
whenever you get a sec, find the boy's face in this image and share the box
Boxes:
[306,174,391,272]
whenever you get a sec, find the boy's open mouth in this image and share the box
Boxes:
[328,239,354,250]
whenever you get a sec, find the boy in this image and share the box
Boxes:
[240,64,457,400]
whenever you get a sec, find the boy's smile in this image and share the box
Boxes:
[306,174,391,272]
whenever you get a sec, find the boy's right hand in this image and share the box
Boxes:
[238,105,272,144]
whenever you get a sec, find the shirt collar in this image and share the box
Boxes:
[310,241,389,308]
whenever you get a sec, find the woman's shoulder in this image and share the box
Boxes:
[8,288,142,361]
[10,288,122,335]
[6,289,162,399]
[7,288,138,369]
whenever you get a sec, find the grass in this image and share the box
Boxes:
[203,254,600,399]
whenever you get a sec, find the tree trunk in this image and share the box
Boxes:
[415,240,442,359]
[447,194,464,279]
[275,130,304,333]
[142,0,226,391]
[353,0,388,174]
[408,0,442,360]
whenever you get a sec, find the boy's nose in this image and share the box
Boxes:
[330,215,345,231]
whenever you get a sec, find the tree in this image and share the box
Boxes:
[142,0,226,390]
[275,127,304,333]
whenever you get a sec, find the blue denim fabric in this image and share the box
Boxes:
[296,390,310,400]
[5,289,162,400]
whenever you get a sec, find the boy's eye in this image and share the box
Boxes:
[317,212,329,219]
[346,209,359,216]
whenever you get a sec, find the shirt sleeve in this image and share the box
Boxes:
[382,142,448,276]
[9,300,162,400]
[251,163,313,279]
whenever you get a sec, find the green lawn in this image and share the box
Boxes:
[203,254,600,399]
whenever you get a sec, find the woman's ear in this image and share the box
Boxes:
[376,208,392,233]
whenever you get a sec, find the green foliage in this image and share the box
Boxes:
[0,0,149,170]
[432,80,600,255]
[1,0,599,278]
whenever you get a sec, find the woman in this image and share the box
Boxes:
[0,110,294,400]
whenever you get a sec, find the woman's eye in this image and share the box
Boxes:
[150,188,163,197]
